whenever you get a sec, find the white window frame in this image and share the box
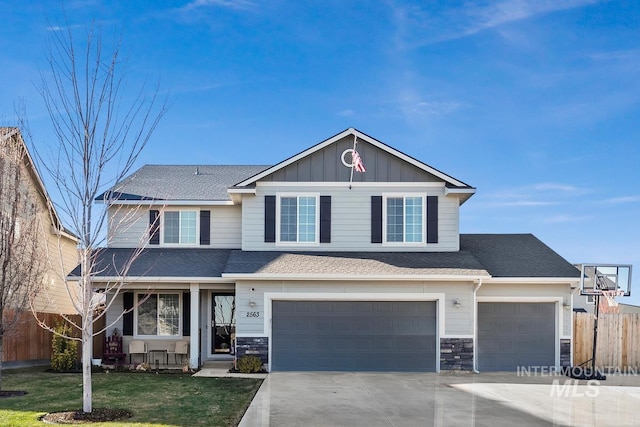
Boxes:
[161,210,199,246]
[275,193,320,245]
[382,193,426,245]
[134,292,182,338]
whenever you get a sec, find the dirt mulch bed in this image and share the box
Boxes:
[0,390,27,398]
[40,408,132,424]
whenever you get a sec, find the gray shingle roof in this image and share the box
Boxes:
[460,234,580,278]
[101,165,269,201]
[75,234,580,280]
[70,248,231,277]
[224,251,488,276]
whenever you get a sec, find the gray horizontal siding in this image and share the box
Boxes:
[108,205,242,249]
[242,184,459,252]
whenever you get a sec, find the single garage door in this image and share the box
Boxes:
[478,302,556,371]
[272,300,437,371]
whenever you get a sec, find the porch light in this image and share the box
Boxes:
[563,299,571,310]
[453,298,462,308]
[248,299,257,308]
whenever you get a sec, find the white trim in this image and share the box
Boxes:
[255,181,446,188]
[263,292,445,373]
[86,277,234,284]
[475,297,563,372]
[382,193,426,245]
[275,193,320,246]
[222,273,490,281]
[236,128,470,188]
[483,277,580,284]
[133,291,183,338]
[443,334,474,339]
[444,187,476,195]
[102,200,235,206]
[227,188,257,194]
[160,210,199,246]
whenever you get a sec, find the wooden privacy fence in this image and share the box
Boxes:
[2,310,84,363]
[573,312,640,369]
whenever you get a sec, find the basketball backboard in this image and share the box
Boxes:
[579,264,632,296]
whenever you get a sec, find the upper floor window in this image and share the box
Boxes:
[163,211,197,245]
[384,195,424,244]
[278,195,318,244]
[136,293,181,336]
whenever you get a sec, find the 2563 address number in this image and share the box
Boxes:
[246,311,260,318]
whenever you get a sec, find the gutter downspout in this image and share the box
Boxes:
[473,278,483,374]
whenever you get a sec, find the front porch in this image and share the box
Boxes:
[101,284,237,370]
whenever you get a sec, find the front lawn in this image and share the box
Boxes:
[0,367,263,426]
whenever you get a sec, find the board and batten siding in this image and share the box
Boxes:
[108,205,242,249]
[477,283,573,338]
[235,280,474,337]
[241,183,460,252]
[261,134,443,184]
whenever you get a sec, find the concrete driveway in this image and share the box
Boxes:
[238,371,640,426]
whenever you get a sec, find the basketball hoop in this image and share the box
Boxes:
[601,289,624,307]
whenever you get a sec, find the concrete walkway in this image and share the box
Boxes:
[238,371,640,426]
[192,361,267,379]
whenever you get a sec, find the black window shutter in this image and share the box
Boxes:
[320,196,331,243]
[264,195,276,243]
[371,196,383,244]
[200,210,210,245]
[149,210,160,245]
[182,292,191,336]
[123,292,134,336]
[427,196,439,243]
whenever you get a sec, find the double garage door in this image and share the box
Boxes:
[477,302,556,371]
[272,300,437,371]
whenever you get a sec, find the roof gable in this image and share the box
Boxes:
[234,128,473,188]
[0,127,76,240]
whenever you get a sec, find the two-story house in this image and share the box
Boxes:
[90,128,580,372]
[1,127,79,365]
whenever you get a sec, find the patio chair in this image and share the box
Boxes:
[129,340,148,364]
[167,339,189,364]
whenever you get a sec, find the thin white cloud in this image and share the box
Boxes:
[338,109,355,117]
[413,101,464,115]
[481,182,589,208]
[604,196,640,204]
[46,24,83,32]
[587,49,640,61]
[544,214,592,223]
[490,200,559,207]
[391,0,601,47]
[182,0,256,11]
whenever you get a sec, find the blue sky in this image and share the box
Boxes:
[1,1,639,303]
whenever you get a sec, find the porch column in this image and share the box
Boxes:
[189,283,200,369]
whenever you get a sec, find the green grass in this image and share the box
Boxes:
[0,367,263,426]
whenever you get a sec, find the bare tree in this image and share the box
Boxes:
[0,128,48,390]
[30,23,166,413]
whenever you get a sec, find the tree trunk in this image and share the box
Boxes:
[82,319,93,412]
[82,255,94,413]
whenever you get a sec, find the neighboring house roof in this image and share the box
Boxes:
[233,128,474,190]
[98,165,270,202]
[69,248,232,278]
[460,234,580,278]
[80,234,579,281]
[0,127,77,241]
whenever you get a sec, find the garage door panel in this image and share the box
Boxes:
[272,300,437,371]
[478,302,555,371]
